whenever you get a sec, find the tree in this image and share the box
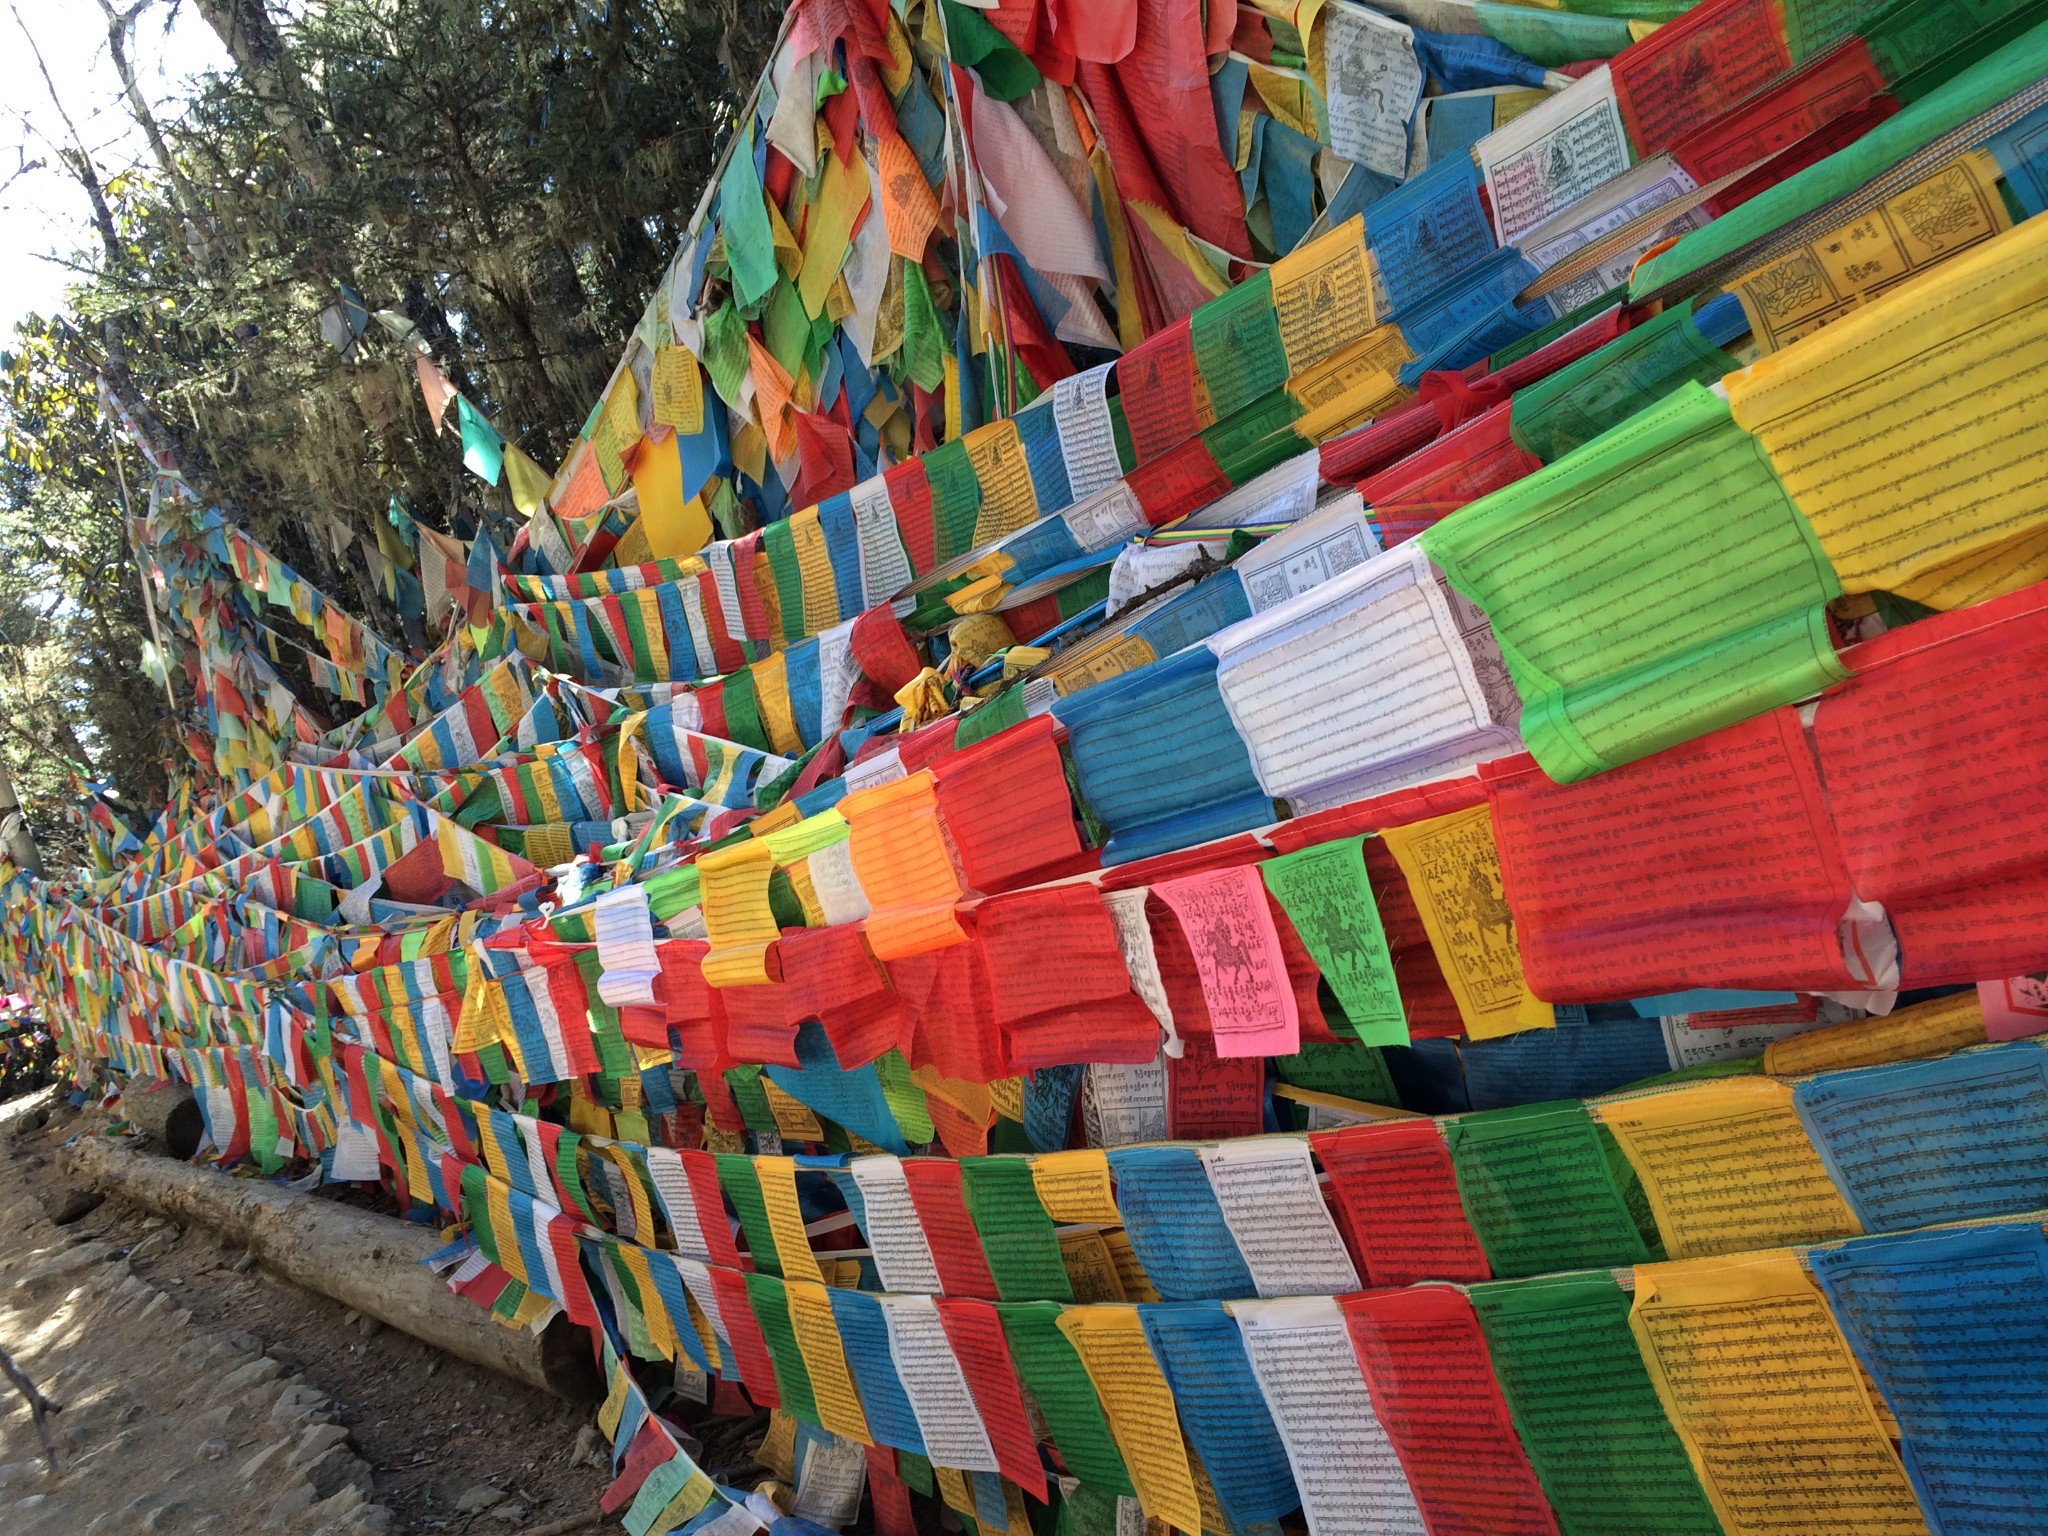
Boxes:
[0,0,782,864]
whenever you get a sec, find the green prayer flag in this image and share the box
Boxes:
[1443,1100,1655,1277]
[922,437,984,562]
[742,1271,823,1427]
[701,302,752,411]
[1475,2,1634,65]
[623,1458,700,1536]
[956,686,1030,749]
[960,1157,1075,1302]
[1781,0,1895,59]
[1190,273,1289,421]
[1470,1273,1725,1536]
[457,396,505,486]
[901,258,949,393]
[1509,304,1737,465]
[876,1049,936,1143]
[764,278,814,380]
[1202,389,1304,485]
[725,1063,781,1133]
[1056,1484,1122,1536]
[1260,835,1407,1046]
[896,1449,936,1497]
[719,125,780,308]
[1274,1040,1399,1106]
[942,1,1044,99]
[572,949,637,1081]
[760,519,809,645]
[1864,0,2042,93]
[995,1302,1136,1496]
[1422,383,1846,782]
[715,1149,783,1274]
[602,1240,662,1360]
[554,1130,602,1226]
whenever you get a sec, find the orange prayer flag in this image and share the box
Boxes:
[877,134,941,260]
[840,770,969,960]
[747,334,800,463]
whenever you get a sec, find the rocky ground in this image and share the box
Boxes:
[0,1089,615,1535]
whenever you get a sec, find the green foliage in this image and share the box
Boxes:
[0,0,782,868]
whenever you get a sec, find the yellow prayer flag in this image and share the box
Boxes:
[1629,1254,1928,1536]
[652,344,706,434]
[1762,990,1985,1077]
[758,1410,798,1480]
[798,151,872,320]
[964,420,1040,545]
[698,838,782,986]
[1379,808,1552,1040]
[1596,1078,1861,1259]
[632,436,714,559]
[617,1242,682,1362]
[1057,1230,1129,1302]
[1057,1306,1202,1536]
[502,444,553,517]
[1030,1149,1122,1224]
[752,649,805,757]
[760,1077,826,1142]
[788,505,842,638]
[784,1280,872,1444]
[757,1155,826,1284]
[1270,217,1375,371]
[1724,212,2048,610]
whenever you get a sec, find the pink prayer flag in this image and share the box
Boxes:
[1978,976,2048,1043]
[1153,864,1298,1057]
[414,354,456,434]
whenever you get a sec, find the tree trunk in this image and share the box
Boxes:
[66,1134,601,1402]
[188,0,340,194]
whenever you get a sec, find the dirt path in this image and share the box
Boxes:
[0,1091,613,1535]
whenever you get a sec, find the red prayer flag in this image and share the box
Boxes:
[601,1419,673,1513]
[1116,316,1203,466]
[1312,1120,1491,1287]
[901,1159,1003,1299]
[781,924,909,1069]
[707,1264,781,1407]
[866,1444,919,1536]
[677,1149,747,1267]
[1339,1287,1560,1536]
[1359,402,1540,548]
[1610,0,1792,155]
[935,1297,1052,1501]
[975,887,1161,1070]
[1485,711,1863,1001]
[1815,581,2048,985]
[1668,37,1890,182]
[933,717,1084,893]
[893,942,1009,1084]
[1165,1032,1263,1140]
